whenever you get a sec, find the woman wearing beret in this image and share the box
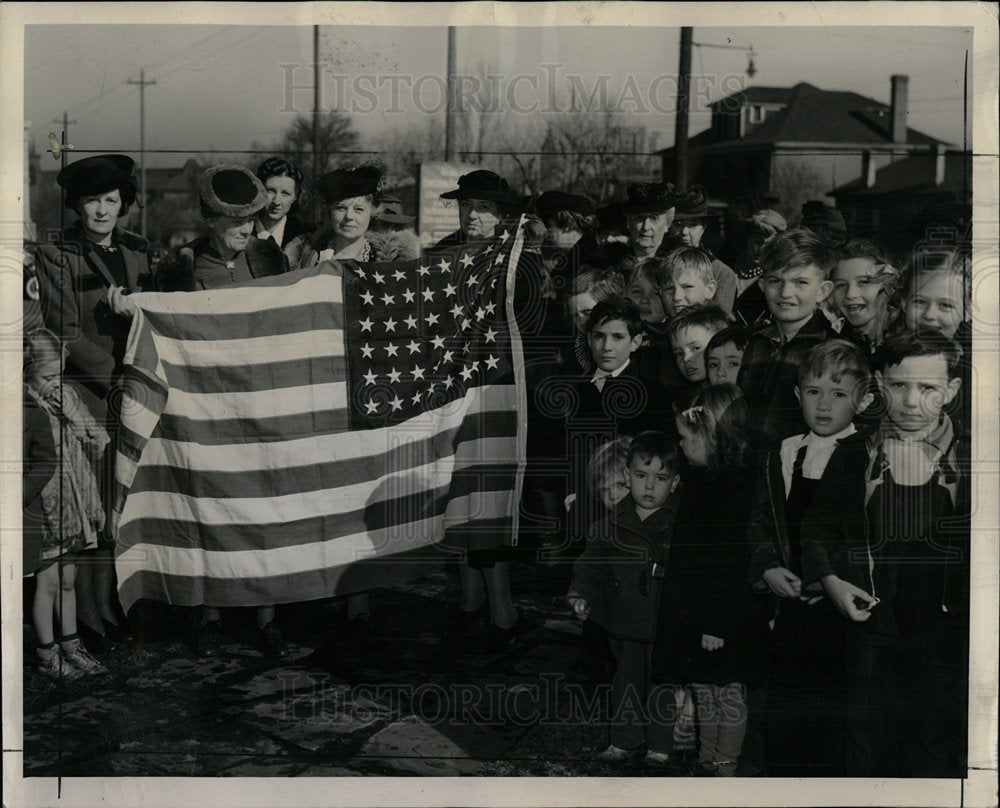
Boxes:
[150,165,289,657]
[154,164,287,291]
[253,157,316,249]
[286,163,419,269]
[33,154,152,651]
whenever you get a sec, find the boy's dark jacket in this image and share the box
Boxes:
[652,464,767,685]
[569,492,680,642]
[747,429,871,591]
[799,417,970,619]
[738,310,838,443]
[571,360,669,441]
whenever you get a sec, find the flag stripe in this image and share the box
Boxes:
[161,382,349,421]
[115,465,519,552]
[139,386,518,472]
[160,355,346,395]
[150,329,345,369]
[143,300,345,342]
[153,410,352,445]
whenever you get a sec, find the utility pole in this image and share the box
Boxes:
[128,68,156,238]
[313,25,321,222]
[673,27,693,189]
[52,111,77,151]
[444,27,457,162]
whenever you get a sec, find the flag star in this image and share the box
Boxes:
[384,317,398,332]
[360,290,375,306]
[459,318,471,330]
[388,368,402,384]
[499,229,510,243]
[404,315,418,330]
[475,306,486,321]
[431,334,446,350]
[354,267,367,280]
[485,302,496,315]
[361,343,375,359]
[443,350,454,363]
[460,365,474,382]
[411,365,425,380]
[485,354,500,370]
[365,399,380,414]
[363,369,378,385]
[381,292,396,306]
[389,395,403,412]
[421,288,435,302]
[360,317,374,332]
[372,271,386,284]
[465,275,478,288]
[443,374,454,389]
[472,360,481,373]
[392,269,406,281]
[425,312,440,326]
[436,258,451,273]
[484,327,497,343]
[402,288,415,303]
[482,243,494,254]
[418,264,431,276]
[451,303,464,319]
[410,390,422,406]
[494,252,505,265]
[385,343,399,357]
[460,252,475,269]
[406,340,421,354]
[443,282,458,297]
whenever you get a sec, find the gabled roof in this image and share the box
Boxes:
[711,82,946,146]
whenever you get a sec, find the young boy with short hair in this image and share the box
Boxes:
[667,304,731,390]
[800,329,969,778]
[746,339,875,775]
[738,228,840,443]
[658,246,718,316]
[568,431,681,765]
[703,325,750,386]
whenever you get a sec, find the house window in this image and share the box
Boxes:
[748,104,765,124]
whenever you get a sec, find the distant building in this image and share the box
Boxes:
[659,75,952,222]
[829,145,971,258]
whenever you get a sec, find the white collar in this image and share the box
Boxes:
[591,358,631,383]
[800,423,857,446]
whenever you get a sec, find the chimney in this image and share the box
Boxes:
[862,150,877,188]
[890,75,909,143]
[932,143,946,186]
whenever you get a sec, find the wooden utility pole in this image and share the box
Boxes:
[673,27,693,188]
[127,68,156,238]
[313,24,321,222]
[444,27,457,162]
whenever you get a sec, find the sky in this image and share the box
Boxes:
[21,22,975,170]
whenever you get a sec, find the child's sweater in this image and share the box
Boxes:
[569,493,680,642]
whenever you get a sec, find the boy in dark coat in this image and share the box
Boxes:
[567,431,680,765]
[738,228,839,444]
[746,340,875,775]
[800,329,969,778]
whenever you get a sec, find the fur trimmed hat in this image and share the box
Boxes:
[199,164,268,218]
[621,182,677,215]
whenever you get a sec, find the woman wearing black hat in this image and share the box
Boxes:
[33,154,153,651]
[154,164,287,292]
[253,157,316,249]
[431,170,522,250]
[286,163,419,268]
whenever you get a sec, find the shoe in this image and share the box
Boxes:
[484,615,531,654]
[78,621,114,654]
[259,621,289,659]
[643,750,671,768]
[192,619,223,657]
[697,760,738,777]
[446,604,487,639]
[596,744,643,763]
[60,638,108,676]
[35,645,85,682]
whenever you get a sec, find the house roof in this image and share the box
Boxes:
[710,82,946,146]
[830,150,972,199]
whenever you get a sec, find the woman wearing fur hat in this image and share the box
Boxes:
[286,163,420,269]
[154,164,287,292]
[33,153,153,652]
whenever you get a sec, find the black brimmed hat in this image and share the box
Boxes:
[440,170,519,206]
[801,201,847,235]
[317,164,383,204]
[199,164,268,218]
[621,182,677,215]
[57,154,136,202]
[375,195,415,225]
[673,185,711,221]
[535,190,595,221]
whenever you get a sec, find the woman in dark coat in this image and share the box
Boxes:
[253,157,316,249]
[33,154,152,650]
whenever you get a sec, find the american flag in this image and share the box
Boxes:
[112,222,527,611]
